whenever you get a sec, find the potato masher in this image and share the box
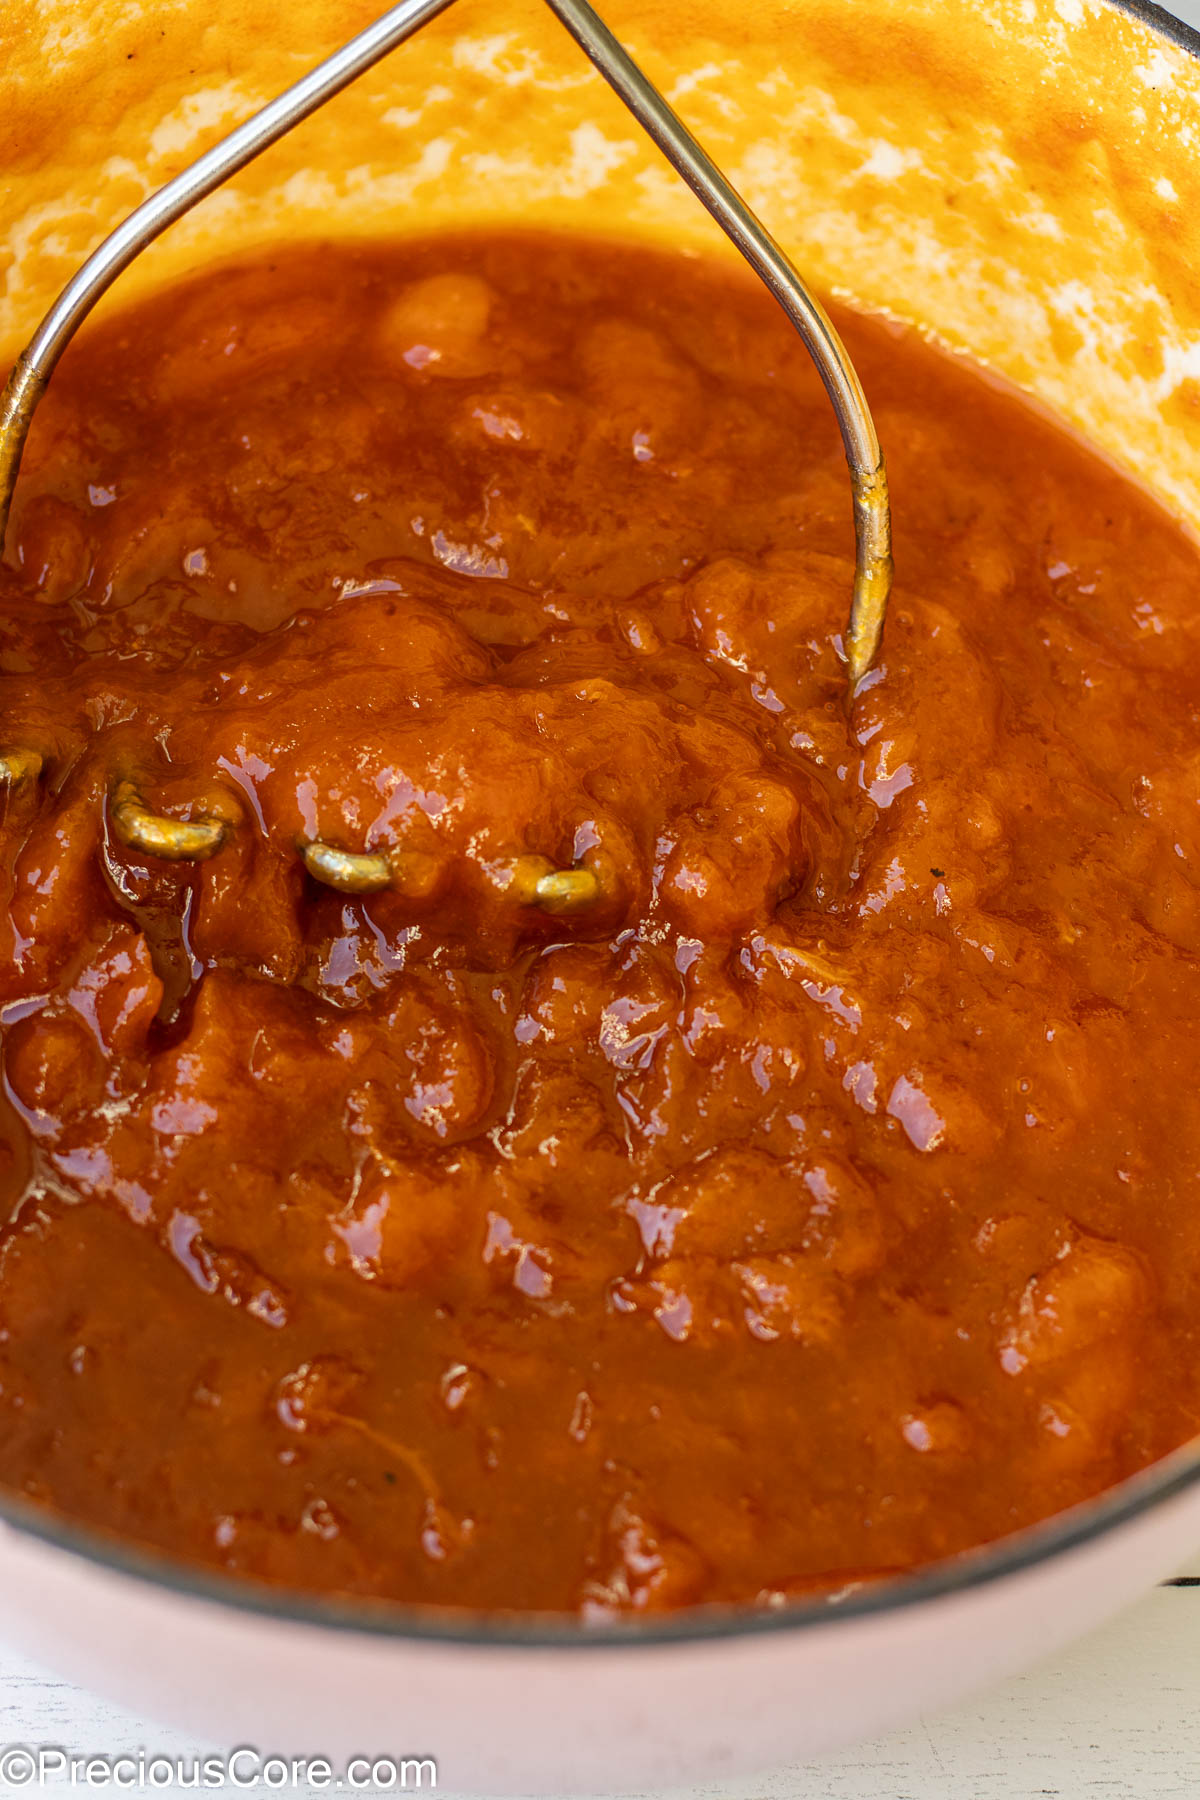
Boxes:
[0,0,892,902]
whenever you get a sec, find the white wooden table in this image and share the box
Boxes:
[6,0,1200,1791]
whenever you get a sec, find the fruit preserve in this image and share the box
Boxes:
[2,234,1199,1613]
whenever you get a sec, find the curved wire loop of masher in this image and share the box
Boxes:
[0,0,893,890]
[544,0,893,685]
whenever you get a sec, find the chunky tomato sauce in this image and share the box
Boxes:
[2,234,1199,1615]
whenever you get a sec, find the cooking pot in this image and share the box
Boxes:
[2,0,1200,1789]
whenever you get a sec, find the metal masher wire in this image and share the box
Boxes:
[0,0,893,901]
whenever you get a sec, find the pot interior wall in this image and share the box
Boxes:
[3,1,1200,508]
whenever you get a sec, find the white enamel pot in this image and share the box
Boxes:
[3,0,1200,1788]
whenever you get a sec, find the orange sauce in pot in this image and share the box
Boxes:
[2,233,1200,1614]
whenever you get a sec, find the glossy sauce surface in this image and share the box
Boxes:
[3,235,1200,1615]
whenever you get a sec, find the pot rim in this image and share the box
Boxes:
[3,0,1199,1658]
